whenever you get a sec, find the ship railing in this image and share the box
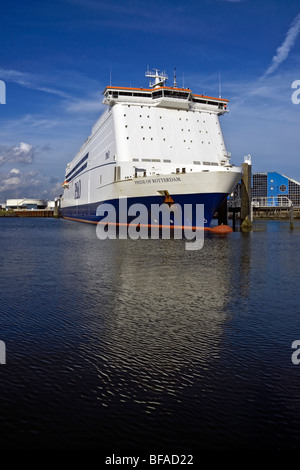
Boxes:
[252,196,293,208]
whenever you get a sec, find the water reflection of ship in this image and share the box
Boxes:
[58,222,254,443]
[94,238,236,402]
[59,224,251,371]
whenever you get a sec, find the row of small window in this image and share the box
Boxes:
[125,125,161,129]
[109,92,223,108]
[123,108,218,122]
[126,136,212,144]
[127,137,156,140]
[132,158,218,166]
[124,114,151,118]
[179,118,207,123]
[124,125,214,135]
[123,113,212,124]
[133,158,171,163]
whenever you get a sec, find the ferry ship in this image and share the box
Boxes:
[60,69,242,228]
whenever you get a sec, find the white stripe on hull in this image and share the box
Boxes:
[61,167,241,209]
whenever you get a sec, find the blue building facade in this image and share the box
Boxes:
[252,172,300,206]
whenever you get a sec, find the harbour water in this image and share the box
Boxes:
[1,217,300,452]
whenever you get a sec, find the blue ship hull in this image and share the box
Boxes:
[61,192,228,228]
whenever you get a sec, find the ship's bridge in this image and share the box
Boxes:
[103,85,228,114]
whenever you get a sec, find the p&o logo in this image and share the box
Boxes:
[74,180,81,199]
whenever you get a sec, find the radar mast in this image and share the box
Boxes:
[145,69,168,88]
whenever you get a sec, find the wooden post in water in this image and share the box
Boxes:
[290,203,294,230]
[240,154,252,232]
[54,197,61,218]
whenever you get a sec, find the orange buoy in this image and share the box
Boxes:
[209,224,233,234]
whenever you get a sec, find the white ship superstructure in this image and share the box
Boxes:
[61,69,242,227]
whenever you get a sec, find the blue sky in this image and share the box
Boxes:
[0,0,300,201]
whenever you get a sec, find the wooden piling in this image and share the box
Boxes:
[54,198,61,218]
[240,155,252,232]
[290,204,294,230]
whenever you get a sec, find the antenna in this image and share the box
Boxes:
[110,66,112,86]
[182,72,185,88]
[173,68,177,88]
[218,70,221,98]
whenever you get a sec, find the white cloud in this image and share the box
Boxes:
[0,69,71,98]
[0,67,105,128]
[64,93,104,113]
[0,68,105,105]
[0,175,21,192]
[0,168,61,199]
[14,142,32,155]
[262,12,300,78]
[219,69,300,180]
[0,142,35,165]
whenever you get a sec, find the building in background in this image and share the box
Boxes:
[252,172,300,206]
[6,198,48,210]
